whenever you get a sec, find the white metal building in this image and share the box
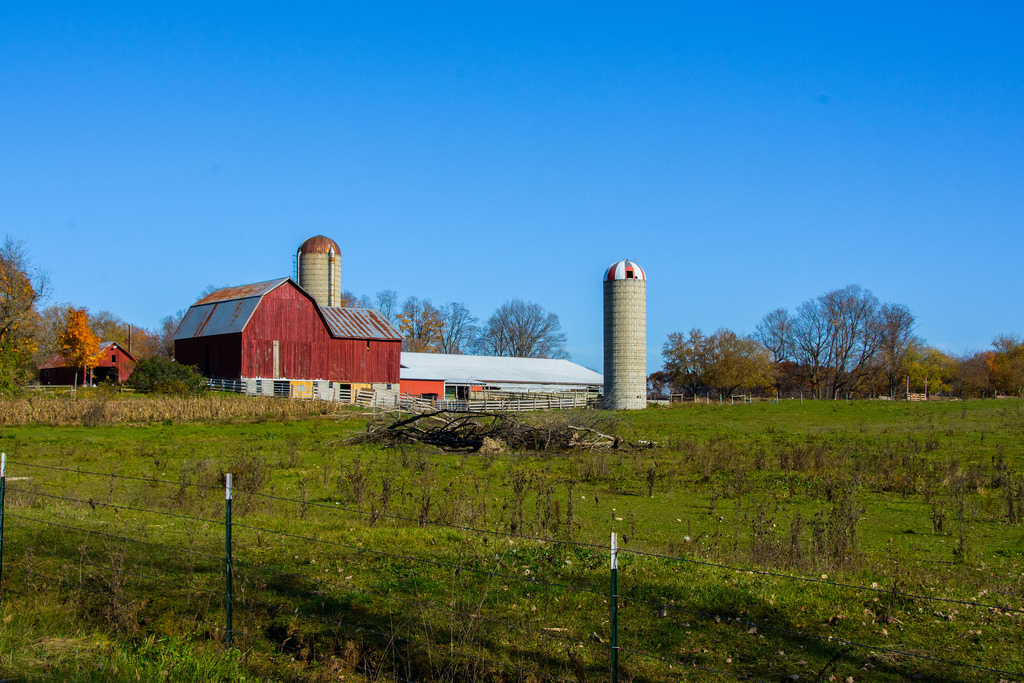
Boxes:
[400,353,603,399]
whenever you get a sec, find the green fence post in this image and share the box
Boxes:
[0,453,6,596]
[610,531,619,683]
[225,472,233,646]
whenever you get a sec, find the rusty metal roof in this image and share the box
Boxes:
[194,278,289,305]
[298,235,341,255]
[37,353,66,370]
[320,306,402,340]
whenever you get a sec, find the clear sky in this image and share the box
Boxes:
[2,3,1021,372]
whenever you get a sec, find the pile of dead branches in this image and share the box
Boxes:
[351,409,623,453]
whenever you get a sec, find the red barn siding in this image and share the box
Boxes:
[327,338,401,384]
[401,379,445,397]
[176,333,243,379]
[105,346,137,382]
[241,285,333,379]
[176,280,400,384]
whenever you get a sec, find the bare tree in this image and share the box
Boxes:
[754,308,793,364]
[476,299,568,359]
[439,302,478,354]
[375,289,398,325]
[790,297,831,398]
[755,307,792,396]
[877,303,916,398]
[820,285,882,398]
[774,284,905,401]
[159,310,186,359]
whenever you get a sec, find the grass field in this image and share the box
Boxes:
[0,395,1022,681]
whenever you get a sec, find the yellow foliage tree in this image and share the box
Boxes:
[397,297,444,352]
[0,236,45,391]
[906,344,956,396]
[58,308,102,385]
[990,335,1024,396]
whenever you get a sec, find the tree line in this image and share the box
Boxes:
[0,237,570,391]
[336,288,568,358]
[653,284,1024,400]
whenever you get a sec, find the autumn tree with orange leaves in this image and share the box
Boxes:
[58,308,102,386]
[989,335,1024,397]
[398,297,445,352]
[0,236,46,391]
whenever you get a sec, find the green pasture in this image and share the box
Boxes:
[0,397,1022,681]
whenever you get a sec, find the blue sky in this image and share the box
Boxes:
[2,3,1021,372]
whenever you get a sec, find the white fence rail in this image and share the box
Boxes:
[206,378,597,412]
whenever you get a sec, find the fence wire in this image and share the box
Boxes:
[1,458,1021,682]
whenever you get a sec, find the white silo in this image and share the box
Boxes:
[296,235,342,307]
[603,259,647,410]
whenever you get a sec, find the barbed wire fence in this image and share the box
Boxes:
[0,453,1022,682]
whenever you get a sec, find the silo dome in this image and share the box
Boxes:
[298,235,342,255]
[296,235,343,307]
[605,259,646,281]
[603,259,647,410]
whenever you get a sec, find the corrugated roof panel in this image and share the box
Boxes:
[400,352,604,386]
[195,278,290,305]
[320,307,402,340]
[175,298,262,339]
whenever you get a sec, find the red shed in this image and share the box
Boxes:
[173,278,401,386]
[38,341,137,386]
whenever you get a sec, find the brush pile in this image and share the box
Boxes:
[353,409,623,452]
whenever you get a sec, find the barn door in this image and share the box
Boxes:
[273,340,280,378]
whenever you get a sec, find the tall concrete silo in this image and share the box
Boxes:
[603,259,647,410]
[296,235,342,307]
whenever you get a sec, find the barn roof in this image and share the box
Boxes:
[194,279,290,305]
[176,295,264,339]
[400,353,603,387]
[321,307,401,340]
[176,278,401,341]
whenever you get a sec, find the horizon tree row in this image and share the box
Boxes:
[653,284,1024,400]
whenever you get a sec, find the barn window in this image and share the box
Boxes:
[365,340,370,351]
[111,353,117,362]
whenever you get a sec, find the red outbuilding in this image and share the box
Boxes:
[173,278,401,389]
[38,341,137,386]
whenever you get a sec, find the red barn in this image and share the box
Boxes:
[38,341,137,386]
[174,278,401,389]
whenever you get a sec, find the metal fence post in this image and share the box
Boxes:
[225,472,233,646]
[0,453,6,595]
[610,531,619,683]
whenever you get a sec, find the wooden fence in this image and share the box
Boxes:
[208,378,598,412]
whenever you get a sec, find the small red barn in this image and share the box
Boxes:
[38,341,138,386]
[173,278,401,387]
